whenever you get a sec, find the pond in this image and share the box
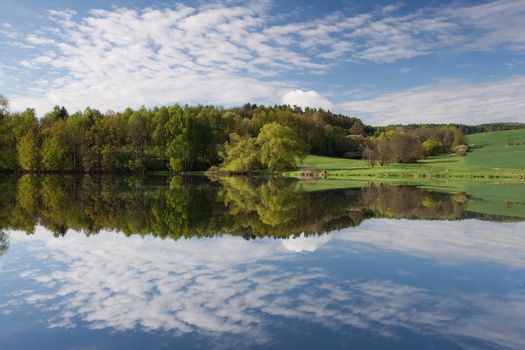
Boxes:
[0,175,524,349]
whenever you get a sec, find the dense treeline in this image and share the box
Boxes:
[381,122,525,135]
[0,175,473,240]
[0,95,368,173]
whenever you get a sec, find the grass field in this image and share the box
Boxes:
[289,129,525,180]
[467,129,525,169]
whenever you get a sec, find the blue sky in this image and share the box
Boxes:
[1,0,524,124]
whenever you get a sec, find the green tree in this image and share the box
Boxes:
[18,129,40,170]
[12,109,40,171]
[422,139,441,156]
[152,106,169,162]
[0,96,17,170]
[218,133,260,173]
[256,122,308,172]
[41,120,71,171]
[127,110,147,171]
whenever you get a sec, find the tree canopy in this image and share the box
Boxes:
[256,122,308,172]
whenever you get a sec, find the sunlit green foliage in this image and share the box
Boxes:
[218,133,260,173]
[422,139,441,156]
[256,122,309,171]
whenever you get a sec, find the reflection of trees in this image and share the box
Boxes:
[0,230,8,257]
[0,175,480,239]
[361,184,465,220]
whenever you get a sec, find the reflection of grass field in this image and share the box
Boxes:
[296,178,525,219]
[464,183,525,218]
[289,129,525,180]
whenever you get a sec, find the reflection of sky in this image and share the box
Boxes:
[1,219,525,349]
[339,219,525,268]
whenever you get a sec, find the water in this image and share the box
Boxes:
[0,175,524,349]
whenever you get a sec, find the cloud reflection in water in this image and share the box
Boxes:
[3,219,525,349]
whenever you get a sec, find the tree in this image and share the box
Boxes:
[65,114,87,171]
[362,143,377,168]
[18,130,40,170]
[40,119,74,171]
[218,133,260,173]
[41,105,68,128]
[152,107,169,162]
[256,122,308,172]
[11,109,40,171]
[348,120,365,135]
[127,111,147,171]
[0,96,17,171]
[375,133,391,166]
[422,139,441,156]
[389,133,422,163]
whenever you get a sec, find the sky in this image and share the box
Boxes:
[0,0,524,125]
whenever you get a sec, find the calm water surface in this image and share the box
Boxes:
[0,175,524,349]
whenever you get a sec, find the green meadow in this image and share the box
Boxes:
[467,129,525,169]
[290,129,525,180]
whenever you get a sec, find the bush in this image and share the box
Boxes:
[454,144,468,156]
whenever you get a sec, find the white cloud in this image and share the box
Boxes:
[19,60,34,69]
[339,75,525,125]
[281,89,334,110]
[25,34,55,45]
[281,233,332,252]
[450,0,525,51]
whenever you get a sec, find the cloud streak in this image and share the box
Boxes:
[339,76,525,125]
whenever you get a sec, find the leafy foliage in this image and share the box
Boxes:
[256,122,309,172]
[218,133,260,173]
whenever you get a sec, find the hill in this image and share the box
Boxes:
[467,129,525,169]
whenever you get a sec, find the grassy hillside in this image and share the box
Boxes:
[467,129,525,169]
[290,129,525,180]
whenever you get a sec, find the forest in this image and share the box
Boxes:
[1,94,470,173]
[381,122,525,135]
